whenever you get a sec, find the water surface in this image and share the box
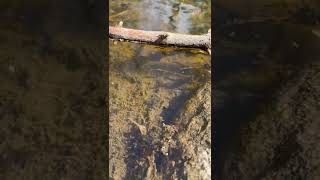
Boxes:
[109,0,211,178]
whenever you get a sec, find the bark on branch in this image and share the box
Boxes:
[109,26,211,54]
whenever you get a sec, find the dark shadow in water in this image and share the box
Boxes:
[124,126,187,179]
[124,127,153,179]
[161,92,193,125]
[154,145,187,179]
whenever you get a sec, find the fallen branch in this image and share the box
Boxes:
[109,26,211,54]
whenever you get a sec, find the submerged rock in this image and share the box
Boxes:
[109,69,211,179]
[176,81,212,180]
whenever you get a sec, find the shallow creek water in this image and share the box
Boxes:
[109,0,211,179]
[111,0,320,179]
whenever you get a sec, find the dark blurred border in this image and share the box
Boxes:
[0,0,108,179]
[213,1,320,179]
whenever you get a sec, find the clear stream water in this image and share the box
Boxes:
[110,0,320,179]
[109,0,211,178]
[109,0,211,125]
